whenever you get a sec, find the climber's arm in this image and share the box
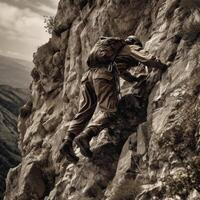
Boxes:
[119,70,147,83]
[118,45,168,71]
[129,46,168,71]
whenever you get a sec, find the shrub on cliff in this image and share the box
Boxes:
[44,16,55,34]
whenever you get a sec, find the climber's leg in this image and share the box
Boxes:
[66,82,97,136]
[74,68,119,157]
[74,111,116,157]
[60,71,97,162]
[74,128,95,158]
[60,132,79,163]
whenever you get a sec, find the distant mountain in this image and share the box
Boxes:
[0,55,31,199]
[0,55,33,89]
[0,85,28,199]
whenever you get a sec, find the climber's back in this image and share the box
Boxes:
[87,36,126,68]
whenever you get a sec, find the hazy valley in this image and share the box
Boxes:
[0,55,32,199]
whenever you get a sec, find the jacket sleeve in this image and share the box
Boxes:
[116,45,167,70]
[127,45,155,63]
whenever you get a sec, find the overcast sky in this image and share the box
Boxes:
[0,0,58,61]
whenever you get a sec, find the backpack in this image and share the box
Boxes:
[87,37,126,68]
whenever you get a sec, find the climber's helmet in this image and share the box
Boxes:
[125,35,143,47]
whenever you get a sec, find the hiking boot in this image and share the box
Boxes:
[74,132,93,158]
[60,134,79,163]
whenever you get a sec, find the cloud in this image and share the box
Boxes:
[0,2,47,42]
[0,0,58,15]
[38,3,57,15]
[0,1,58,60]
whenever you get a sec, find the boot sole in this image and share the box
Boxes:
[74,138,93,158]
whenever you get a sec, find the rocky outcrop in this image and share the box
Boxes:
[0,85,28,200]
[4,0,200,200]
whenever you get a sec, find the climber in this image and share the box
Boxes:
[59,36,167,163]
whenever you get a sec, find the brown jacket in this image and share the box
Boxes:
[116,44,166,73]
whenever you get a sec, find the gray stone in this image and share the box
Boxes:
[188,189,200,200]
[4,161,46,200]
[137,123,149,155]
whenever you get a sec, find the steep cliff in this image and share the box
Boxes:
[4,0,200,200]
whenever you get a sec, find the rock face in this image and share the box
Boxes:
[4,0,200,200]
[0,85,28,200]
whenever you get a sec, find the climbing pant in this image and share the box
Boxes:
[66,67,119,138]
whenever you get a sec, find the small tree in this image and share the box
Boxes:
[44,16,55,35]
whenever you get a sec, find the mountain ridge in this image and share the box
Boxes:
[0,84,28,200]
[0,55,33,89]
